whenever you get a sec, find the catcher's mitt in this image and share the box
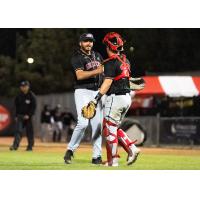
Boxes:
[129,77,145,91]
[81,101,97,119]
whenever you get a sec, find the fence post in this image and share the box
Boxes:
[156,113,160,147]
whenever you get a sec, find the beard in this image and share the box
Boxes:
[80,43,93,54]
[82,46,92,51]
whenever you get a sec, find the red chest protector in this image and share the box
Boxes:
[105,54,130,81]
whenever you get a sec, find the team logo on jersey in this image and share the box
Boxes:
[85,61,101,70]
[0,105,11,132]
[25,99,31,104]
[120,63,130,77]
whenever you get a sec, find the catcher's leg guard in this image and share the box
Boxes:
[103,119,119,166]
[117,129,136,156]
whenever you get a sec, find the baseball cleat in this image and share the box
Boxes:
[92,156,102,165]
[102,157,119,167]
[112,157,119,167]
[64,150,74,164]
[9,145,18,151]
[127,147,140,166]
[26,146,33,151]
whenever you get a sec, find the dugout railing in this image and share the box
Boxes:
[130,115,200,146]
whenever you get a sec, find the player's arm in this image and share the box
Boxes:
[93,61,115,104]
[75,66,103,80]
[71,54,103,80]
[99,78,113,95]
[98,60,115,95]
[92,78,113,104]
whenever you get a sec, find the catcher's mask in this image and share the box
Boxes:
[103,32,124,52]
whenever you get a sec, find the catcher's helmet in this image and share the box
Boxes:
[103,32,124,52]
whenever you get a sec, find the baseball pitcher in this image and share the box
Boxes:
[64,33,104,164]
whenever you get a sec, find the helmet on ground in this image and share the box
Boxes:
[103,32,124,52]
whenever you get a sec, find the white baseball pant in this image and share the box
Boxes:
[67,89,103,158]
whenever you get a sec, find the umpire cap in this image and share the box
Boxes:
[79,33,95,42]
[20,80,30,87]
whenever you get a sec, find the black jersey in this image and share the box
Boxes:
[41,109,51,123]
[71,49,103,90]
[104,55,131,95]
[15,91,37,117]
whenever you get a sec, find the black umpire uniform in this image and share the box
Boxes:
[10,81,37,151]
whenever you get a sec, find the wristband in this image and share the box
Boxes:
[94,92,103,103]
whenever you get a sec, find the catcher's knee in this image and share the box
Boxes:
[105,134,117,144]
[103,118,118,143]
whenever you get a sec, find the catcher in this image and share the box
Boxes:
[82,32,145,166]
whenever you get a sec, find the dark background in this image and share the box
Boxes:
[0,28,200,96]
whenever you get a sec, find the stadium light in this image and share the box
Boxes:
[27,57,34,64]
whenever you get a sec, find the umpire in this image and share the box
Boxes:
[10,81,37,151]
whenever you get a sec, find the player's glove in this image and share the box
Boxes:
[129,77,145,91]
[81,100,97,119]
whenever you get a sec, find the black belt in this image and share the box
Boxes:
[74,86,99,91]
[107,92,129,96]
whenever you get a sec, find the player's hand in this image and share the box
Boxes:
[96,65,104,74]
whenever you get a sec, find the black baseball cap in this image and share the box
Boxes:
[79,33,95,42]
[20,80,30,87]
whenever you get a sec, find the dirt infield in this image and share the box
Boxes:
[1,137,200,156]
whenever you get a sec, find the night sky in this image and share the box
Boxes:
[0,28,107,57]
[0,28,29,58]
[0,29,17,57]
[1,28,200,75]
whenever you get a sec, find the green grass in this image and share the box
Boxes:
[1,147,200,170]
